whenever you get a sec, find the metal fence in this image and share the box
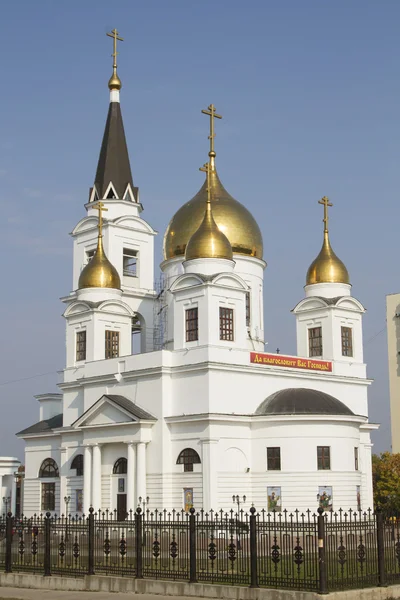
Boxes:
[1,507,400,592]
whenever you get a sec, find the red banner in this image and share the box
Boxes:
[250,352,332,373]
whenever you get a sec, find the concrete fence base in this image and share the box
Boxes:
[0,573,399,600]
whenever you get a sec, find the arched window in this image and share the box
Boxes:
[71,454,84,476]
[113,457,127,474]
[39,458,59,478]
[176,448,201,472]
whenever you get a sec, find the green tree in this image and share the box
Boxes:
[372,452,400,512]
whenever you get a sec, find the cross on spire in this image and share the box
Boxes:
[201,104,222,158]
[199,162,212,206]
[318,196,333,233]
[107,28,124,69]
[93,201,108,237]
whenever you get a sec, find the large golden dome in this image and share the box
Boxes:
[306,232,350,285]
[78,236,121,289]
[163,165,263,260]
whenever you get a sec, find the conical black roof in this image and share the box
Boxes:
[94,102,134,200]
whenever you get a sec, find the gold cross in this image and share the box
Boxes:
[201,104,222,155]
[93,201,108,237]
[199,163,211,205]
[318,196,333,233]
[107,28,124,69]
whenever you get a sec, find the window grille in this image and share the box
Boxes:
[71,454,84,476]
[41,483,55,511]
[308,327,323,357]
[245,292,251,327]
[177,448,201,472]
[39,458,59,478]
[105,330,119,359]
[317,446,331,470]
[354,447,359,470]
[186,308,199,342]
[341,326,353,357]
[220,307,234,341]
[76,331,86,362]
[267,447,281,470]
[113,457,127,474]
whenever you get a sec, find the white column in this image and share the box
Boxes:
[202,439,219,511]
[92,444,102,511]
[59,447,68,515]
[83,445,92,515]
[136,442,146,504]
[11,476,17,516]
[127,442,136,514]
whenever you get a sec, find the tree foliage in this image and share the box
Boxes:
[372,452,400,512]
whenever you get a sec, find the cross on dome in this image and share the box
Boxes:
[318,196,333,234]
[93,201,108,238]
[107,28,124,91]
[201,104,222,167]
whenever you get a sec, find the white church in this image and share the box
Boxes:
[17,33,377,519]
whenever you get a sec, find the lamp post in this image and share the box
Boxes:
[232,495,246,512]
[138,496,150,513]
[2,496,10,515]
[64,495,71,541]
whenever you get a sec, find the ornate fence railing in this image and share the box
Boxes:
[1,507,400,591]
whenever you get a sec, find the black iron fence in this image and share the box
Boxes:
[1,507,400,592]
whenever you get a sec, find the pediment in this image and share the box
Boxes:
[81,402,135,427]
[72,394,156,429]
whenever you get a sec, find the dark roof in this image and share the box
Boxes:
[104,395,156,421]
[94,102,134,200]
[255,388,354,416]
[17,413,63,436]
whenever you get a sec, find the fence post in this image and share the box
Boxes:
[376,507,387,587]
[135,508,143,579]
[189,508,197,583]
[5,512,13,573]
[44,512,51,576]
[88,507,95,576]
[249,506,259,588]
[317,507,328,594]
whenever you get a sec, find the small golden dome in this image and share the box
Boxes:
[306,231,350,285]
[163,167,263,260]
[78,236,121,289]
[185,197,233,260]
[108,67,122,91]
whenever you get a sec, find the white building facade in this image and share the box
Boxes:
[18,54,377,518]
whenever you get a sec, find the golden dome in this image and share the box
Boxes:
[306,231,350,285]
[185,170,233,261]
[108,67,122,91]
[78,236,121,289]
[163,164,263,260]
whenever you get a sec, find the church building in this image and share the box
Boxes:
[17,31,377,518]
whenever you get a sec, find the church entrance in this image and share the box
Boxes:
[117,494,127,521]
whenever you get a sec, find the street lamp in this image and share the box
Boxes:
[138,496,150,513]
[2,496,11,515]
[64,496,71,541]
[232,495,246,512]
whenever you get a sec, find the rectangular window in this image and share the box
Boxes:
[245,292,251,327]
[267,447,281,471]
[105,330,119,359]
[76,330,86,362]
[186,308,198,342]
[123,248,138,277]
[309,326,323,357]
[354,447,359,470]
[317,446,331,470]
[220,307,234,341]
[341,326,353,357]
[41,482,55,511]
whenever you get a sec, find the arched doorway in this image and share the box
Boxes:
[132,314,146,354]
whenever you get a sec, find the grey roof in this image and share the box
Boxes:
[94,102,135,200]
[17,413,63,436]
[104,395,156,421]
[255,388,354,416]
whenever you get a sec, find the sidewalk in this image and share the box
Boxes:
[0,589,195,600]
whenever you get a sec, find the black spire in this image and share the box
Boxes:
[93,102,136,201]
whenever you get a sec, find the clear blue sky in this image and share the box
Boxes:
[0,1,398,458]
